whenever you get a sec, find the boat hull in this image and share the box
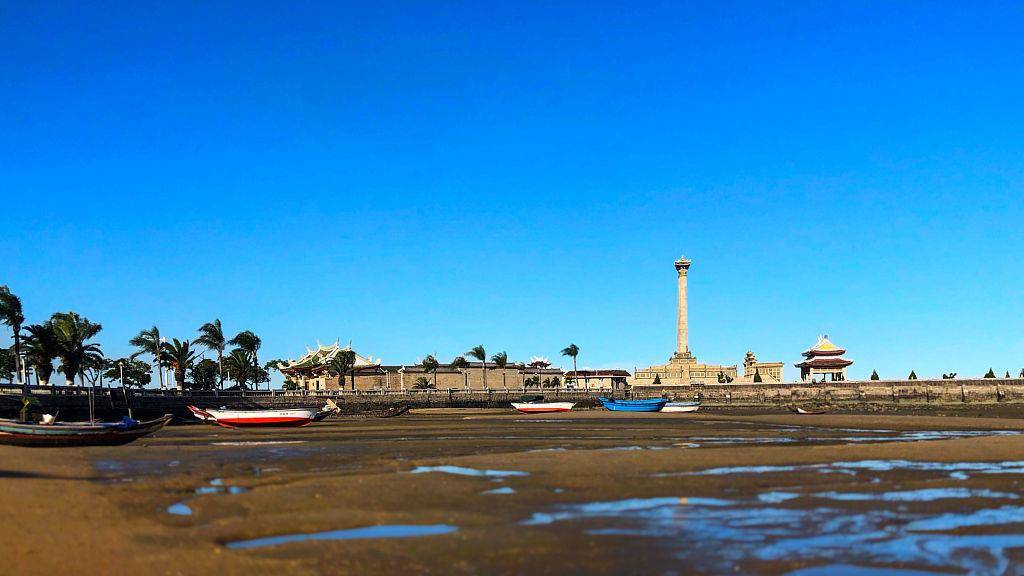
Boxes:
[189,406,316,428]
[511,402,574,413]
[661,402,700,413]
[598,398,669,412]
[0,415,173,447]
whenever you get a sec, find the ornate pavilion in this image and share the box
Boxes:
[277,342,382,391]
[795,335,854,382]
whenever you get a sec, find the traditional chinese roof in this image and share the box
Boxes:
[801,335,847,358]
[796,335,853,369]
[278,342,381,374]
[565,370,631,378]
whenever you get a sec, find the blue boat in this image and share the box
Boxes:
[597,397,668,412]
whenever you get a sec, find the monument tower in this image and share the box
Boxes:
[674,256,693,360]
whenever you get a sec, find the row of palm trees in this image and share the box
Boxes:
[411,343,581,390]
[127,320,268,390]
[0,286,106,387]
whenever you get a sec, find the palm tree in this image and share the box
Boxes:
[195,319,226,389]
[162,339,199,390]
[326,350,357,391]
[228,330,262,388]
[491,351,509,390]
[130,326,166,389]
[0,286,25,386]
[51,312,103,386]
[451,355,470,389]
[223,349,255,389]
[467,345,487,389]
[420,354,440,389]
[23,321,59,386]
[561,344,580,390]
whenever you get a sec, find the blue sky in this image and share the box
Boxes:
[2,1,1022,383]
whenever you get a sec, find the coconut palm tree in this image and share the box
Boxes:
[195,319,226,389]
[51,312,104,386]
[23,321,59,386]
[130,326,166,389]
[223,348,255,389]
[467,345,487,389]
[0,286,25,386]
[420,354,440,389]
[561,343,580,390]
[162,338,199,390]
[451,355,470,389]
[491,351,509,390]
[228,330,262,388]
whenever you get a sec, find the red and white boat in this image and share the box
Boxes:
[511,401,575,414]
[187,405,316,428]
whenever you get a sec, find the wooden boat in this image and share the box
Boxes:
[790,405,830,415]
[187,405,316,428]
[598,397,669,412]
[0,415,172,447]
[511,401,575,414]
[661,401,701,413]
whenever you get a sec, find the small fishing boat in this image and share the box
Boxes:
[0,415,173,447]
[598,397,669,412]
[187,406,316,428]
[660,401,701,413]
[511,401,575,414]
[790,405,830,415]
[312,399,341,422]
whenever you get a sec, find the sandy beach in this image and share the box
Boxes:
[3,410,1024,575]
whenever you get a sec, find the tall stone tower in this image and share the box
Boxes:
[674,256,694,361]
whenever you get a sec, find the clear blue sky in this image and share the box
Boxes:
[2,1,1022,383]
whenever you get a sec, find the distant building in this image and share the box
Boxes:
[632,256,784,387]
[795,335,853,382]
[564,369,631,390]
[277,342,383,391]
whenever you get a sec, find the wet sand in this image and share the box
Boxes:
[3,410,1024,575]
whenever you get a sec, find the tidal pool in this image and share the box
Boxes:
[225,524,458,549]
[410,465,529,477]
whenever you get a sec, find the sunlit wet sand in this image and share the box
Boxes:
[3,410,1024,575]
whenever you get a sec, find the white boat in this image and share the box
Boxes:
[511,402,575,414]
[660,401,700,413]
[188,405,317,428]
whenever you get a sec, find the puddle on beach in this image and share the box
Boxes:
[411,465,529,477]
[484,486,516,495]
[675,460,1024,480]
[524,490,1024,574]
[225,524,458,549]
[166,502,192,516]
[166,478,248,516]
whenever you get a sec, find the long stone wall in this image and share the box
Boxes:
[2,378,1024,420]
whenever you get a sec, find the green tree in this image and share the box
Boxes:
[653,374,662,386]
[753,368,762,383]
[222,348,256,389]
[161,339,199,390]
[326,351,356,391]
[228,330,262,387]
[1006,371,1011,379]
[420,355,440,389]
[0,286,25,386]
[191,358,219,390]
[129,326,165,388]
[195,319,226,389]
[909,370,918,380]
[102,358,153,388]
[23,322,59,386]
[0,347,14,382]
[984,368,996,378]
[451,356,470,388]
[467,345,487,389]
[51,312,104,386]
[561,344,580,390]
[870,370,880,381]
[413,376,434,389]
[491,351,509,390]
